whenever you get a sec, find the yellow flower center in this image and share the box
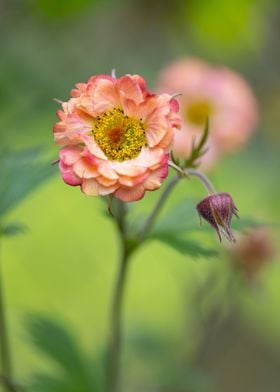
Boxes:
[92,108,147,161]
[185,100,213,126]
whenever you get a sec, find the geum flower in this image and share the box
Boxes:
[54,74,181,202]
[196,192,239,242]
[157,58,259,169]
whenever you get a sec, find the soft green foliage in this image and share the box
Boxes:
[0,147,55,217]
[154,234,218,259]
[148,198,214,261]
[126,328,211,392]
[26,315,102,392]
[147,198,265,257]
[126,197,218,257]
[151,198,265,235]
[152,199,199,235]
[0,222,27,237]
[184,0,273,57]
[27,0,95,20]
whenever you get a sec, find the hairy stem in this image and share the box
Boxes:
[187,169,216,195]
[168,161,216,195]
[0,237,14,392]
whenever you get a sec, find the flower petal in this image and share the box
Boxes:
[114,184,145,202]
[118,75,144,104]
[81,179,118,196]
[93,78,120,113]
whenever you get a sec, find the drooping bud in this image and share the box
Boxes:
[196,192,238,242]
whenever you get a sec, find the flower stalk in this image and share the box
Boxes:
[105,200,135,392]
[168,160,216,195]
[105,239,131,392]
[138,174,181,241]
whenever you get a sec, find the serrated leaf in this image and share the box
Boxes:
[154,234,218,258]
[0,147,55,216]
[1,222,27,237]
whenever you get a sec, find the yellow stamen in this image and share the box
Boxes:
[92,108,147,161]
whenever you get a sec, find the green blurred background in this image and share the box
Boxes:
[1,0,280,391]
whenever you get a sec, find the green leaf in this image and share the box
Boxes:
[154,234,218,258]
[151,199,268,238]
[29,374,75,392]
[25,315,100,391]
[0,147,55,216]
[151,199,199,236]
[231,217,273,230]
[0,222,27,237]
[28,0,95,20]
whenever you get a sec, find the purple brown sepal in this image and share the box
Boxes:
[196,192,239,242]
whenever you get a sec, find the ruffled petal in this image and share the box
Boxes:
[118,75,144,104]
[111,161,147,176]
[73,159,99,179]
[118,171,149,187]
[93,78,120,113]
[81,179,119,196]
[59,146,82,165]
[143,165,168,191]
[114,184,145,202]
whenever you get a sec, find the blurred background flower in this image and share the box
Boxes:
[1,0,280,391]
[228,227,276,280]
[157,58,259,169]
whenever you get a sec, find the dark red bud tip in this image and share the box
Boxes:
[196,192,238,242]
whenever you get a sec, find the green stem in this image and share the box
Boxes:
[105,200,133,392]
[187,169,216,195]
[138,175,181,241]
[168,161,216,195]
[0,237,14,392]
[105,240,131,392]
[105,174,183,391]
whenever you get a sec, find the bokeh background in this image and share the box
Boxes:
[1,0,280,391]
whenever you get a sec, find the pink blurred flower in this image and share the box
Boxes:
[157,58,259,168]
[54,74,181,202]
[229,228,276,280]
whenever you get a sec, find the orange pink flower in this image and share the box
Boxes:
[157,58,259,168]
[54,74,181,201]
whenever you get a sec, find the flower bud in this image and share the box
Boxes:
[196,192,238,242]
